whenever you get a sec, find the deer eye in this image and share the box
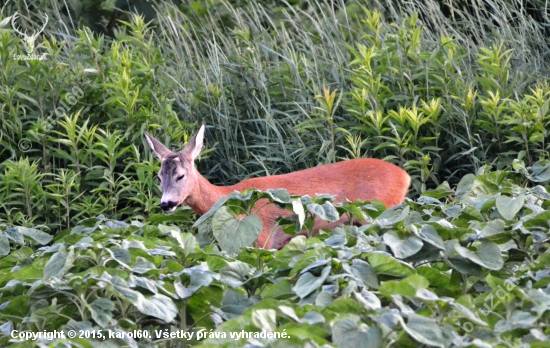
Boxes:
[176,174,185,182]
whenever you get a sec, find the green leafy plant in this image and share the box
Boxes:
[2,167,549,346]
[1,0,550,346]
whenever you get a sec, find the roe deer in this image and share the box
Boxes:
[145,124,410,249]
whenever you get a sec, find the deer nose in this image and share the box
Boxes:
[160,201,177,212]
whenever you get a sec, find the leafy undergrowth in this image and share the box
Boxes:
[2,163,550,347]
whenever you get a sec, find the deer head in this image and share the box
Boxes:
[11,12,48,55]
[145,125,205,212]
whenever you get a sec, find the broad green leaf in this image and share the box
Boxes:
[285,235,306,251]
[417,225,445,250]
[473,171,507,195]
[147,209,194,225]
[261,279,293,299]
[5,228,24,244]
[231,189,258,201]
[340,201,367,221]
[454,241,504,270]
[132,276,158,294]
[114,286,177,322]
[326,234,346,247]
[480,219,505,238]
[0,295,31,318]
[400,313,445,348]
[531,185,550,200]
[332,316,382,348]
[355,290,381,310]
[89,298,114,328]
[292,198,306,228]
[0,232,9,256]
[450,303,488,326]
[526,161,550,182]
[167,228,197,254]
[70,218,102,234]
[417,267,450,288]
[302,311,325,324]
[433,223,468,243]
[7,265,42,282]
[300,195,314,205]
[494,310,537,333]
[380,275,429,298]
[212,206,262,253]
[62,320,94,334]
[222,290,254,319]
[444,238,464,260]
[193,192,246,227]
[518,210,550,230]
[274,324,328,344]
[105,220,128,228]
[0,247,31,269]
[175,265,218,298]
[505,248,532,263]
[371,309,401,330]
[300,258,331,274]
[111,248,131,264]
[480,220,511,244]
[0,16,12,28]
[278,305,300,322]
[219,261,250,288]
[367,253,415,277]
[314,193,337,202]
[306,201,339,222]
[456,174,475,201]
[496,193,525,220]
[417,196,444,206]
[383,232,423,259]
[528,288,550,306]
[43,245,75,280]
[458,206,484,222]
[421,182,454,199]
[375,205,409,226]
[415,289,445,302]
[75,237,95,249]
[316,292,334,307]
[130,257,156,274]
[0,321,12,335]
[14,227,53,245]
[251,309,277,331]
[264,188,292,204]
[402,243,442,263]
[462,194,498,211]
[292,265,331,298]
[350,259,379,289]
[446,257,484,275]
[157,224,181,234]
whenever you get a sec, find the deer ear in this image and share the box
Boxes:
[145,132,172,160]
[181,124,205,162]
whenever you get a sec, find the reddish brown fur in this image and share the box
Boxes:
[146,126,410,249]
[183,158,410,249]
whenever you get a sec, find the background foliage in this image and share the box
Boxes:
[1,0,550,228]
[0,0,550,346]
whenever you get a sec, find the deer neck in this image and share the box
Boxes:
[184,168,232,216]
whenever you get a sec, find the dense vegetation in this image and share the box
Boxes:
[1,0,550,346]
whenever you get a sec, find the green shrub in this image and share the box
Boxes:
[2,0,550,229]
[1,165,550,346]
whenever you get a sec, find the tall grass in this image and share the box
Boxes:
[151,0,550,188]
[0,0,549,231]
